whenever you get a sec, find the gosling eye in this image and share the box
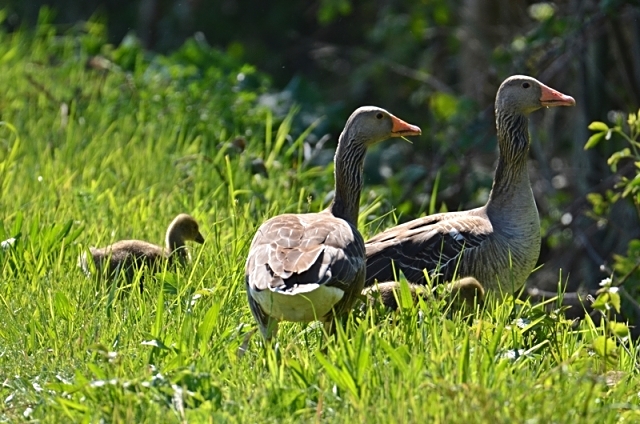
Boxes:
[375,112,384,120]
[522,82,531,89]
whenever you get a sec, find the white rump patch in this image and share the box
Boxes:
[250,284,344,322]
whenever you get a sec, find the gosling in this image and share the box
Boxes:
[363,277,485,312]
[79,213,205,283]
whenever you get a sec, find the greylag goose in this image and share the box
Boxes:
[245,106,421,340]
[363,277,485,311]
[365,76,575,294]
[80,213,204,281]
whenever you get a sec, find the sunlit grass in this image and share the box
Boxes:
[0,15,639,423]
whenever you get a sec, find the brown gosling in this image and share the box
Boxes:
[363,277,485,312]
[79,213,204,284]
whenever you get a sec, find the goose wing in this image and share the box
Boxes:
[246,212,365,295]
[365,212,491,286]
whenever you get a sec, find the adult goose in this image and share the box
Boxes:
[80,213,204,282]
[245,106,421,340]
[365,76,575,294]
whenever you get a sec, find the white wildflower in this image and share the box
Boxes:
[599,277,612,287]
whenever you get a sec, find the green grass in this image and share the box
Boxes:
[1,14,640,423]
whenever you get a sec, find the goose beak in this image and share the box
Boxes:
[195,232,205,244]
[390,116,422,137]
[540,84,576,107]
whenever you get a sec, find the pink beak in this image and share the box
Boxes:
[390,116,422,136]
[539,83,576,107]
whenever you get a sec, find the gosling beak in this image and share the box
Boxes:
[539,84,576,107]
[390,115,422,137]
[195,232,205,244]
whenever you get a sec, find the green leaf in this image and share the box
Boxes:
[316,351,358,398]
[197,302,220,350]
[591,292,610,312]
[152,283,165,338]
[429,171,441,216]
[398,279,415,310]
[354,331,370,388]
[56,397,89,413]
[287,358,311,387]
[584,131,605,150]
[608,321,630,338]
[607,148,631,171]
[588,121,609,131]
[54,292,72,321]
[586,192,603,206]
[592,336,618,361]
[11,211,23,236]
[54,220,74,242]
[86,363,107,380]
[457,330,470,384]
[609,291,621,313]
[378,339,410,372]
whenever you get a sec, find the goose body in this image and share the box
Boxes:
[246,106,421,340]
[247,211,362,323]
[365,76,575,294]
[81,213,204,281]
[366,204,535,292]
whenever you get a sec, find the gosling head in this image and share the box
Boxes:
[448,277,485,309]
[169,214,205,244]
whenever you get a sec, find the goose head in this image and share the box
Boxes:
[496,75,575,116]
[341,106,422,148]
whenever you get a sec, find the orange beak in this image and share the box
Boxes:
[539,84,576,107]
[391,115,422,137]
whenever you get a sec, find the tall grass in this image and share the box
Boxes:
[0,13,639,423]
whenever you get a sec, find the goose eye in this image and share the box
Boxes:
[376,112,384,120]
[522,82,531,89]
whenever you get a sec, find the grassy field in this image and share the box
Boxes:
[1,15,639,423]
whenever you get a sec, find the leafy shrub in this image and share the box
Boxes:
[585,110,640,296]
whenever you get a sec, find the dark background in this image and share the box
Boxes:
[4,0,640,293]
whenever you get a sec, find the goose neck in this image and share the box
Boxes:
[488,111,531,203]
[329,132,366,225]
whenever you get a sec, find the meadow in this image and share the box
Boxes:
[1,16,639,423]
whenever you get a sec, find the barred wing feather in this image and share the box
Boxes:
[365,213,491,286]
[246,212,365,294]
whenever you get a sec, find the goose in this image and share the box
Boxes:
[245,106,421,340]
[365,76,575,294]
[363,277,485,311]
[80,213,204,282]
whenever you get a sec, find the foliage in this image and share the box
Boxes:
[585,111,640,298]
[590,277,632,366]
